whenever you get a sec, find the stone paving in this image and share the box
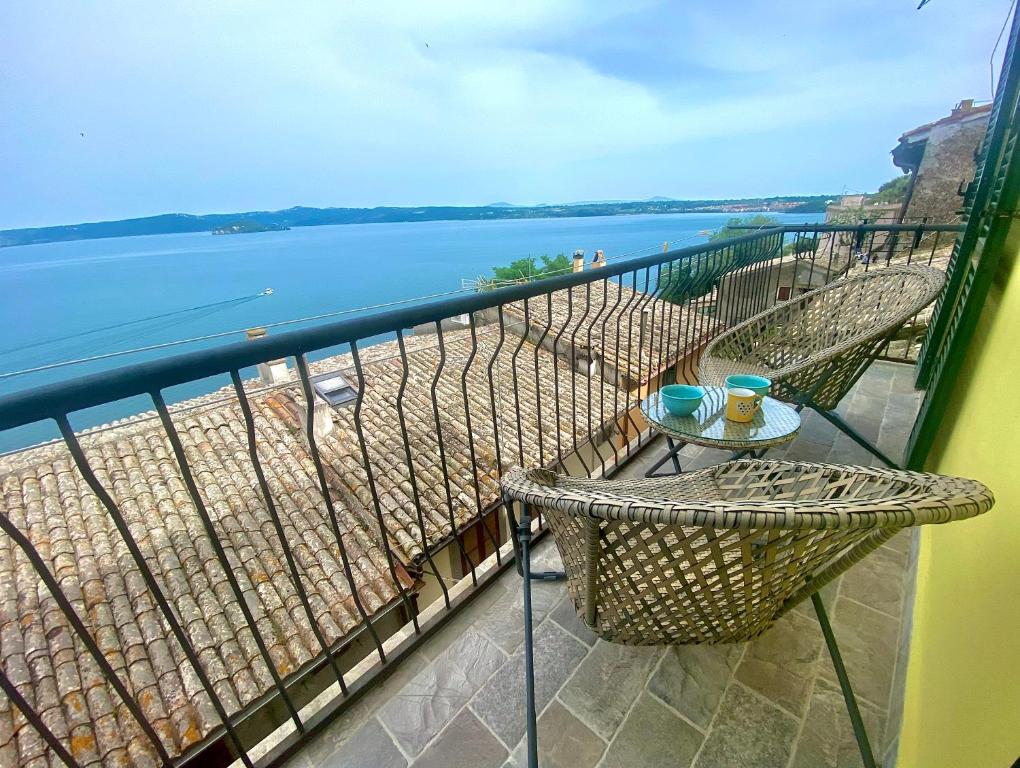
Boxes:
[285,362,922,768]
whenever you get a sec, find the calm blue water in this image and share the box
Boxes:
[0,211,821,450]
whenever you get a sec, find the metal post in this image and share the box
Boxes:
[518,502,540,768]
[811,592,877,768]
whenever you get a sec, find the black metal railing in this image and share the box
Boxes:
[0,223,962,768]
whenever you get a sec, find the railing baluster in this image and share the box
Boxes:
[54,415,254,768]
[531,299,550,467]
[430,323,477,585]
[598,277,619,466]
[151,391,304,733]
[0,512,174,765]
[566,282,593,475]
[549,291,567,472]
[348,342,421,633]
[229,370,348,691]
[463,314,502,562]
[293,355,387,663]
[394,330,454,602]
[486,308,507,485]
[509,300,530,468]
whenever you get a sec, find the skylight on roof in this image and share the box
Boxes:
[312,371,358,407]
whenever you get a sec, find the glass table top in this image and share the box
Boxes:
[640,386,801,450]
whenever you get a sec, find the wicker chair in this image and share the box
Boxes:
[699,264,945,468]
[501,461,993,768]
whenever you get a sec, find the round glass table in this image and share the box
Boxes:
[639,386,801,476]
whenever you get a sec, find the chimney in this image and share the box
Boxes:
[952,99,975,116]
[298,394,335,442]
[247,327,290,385]
[592,249,606,269]
[572,249,585,273]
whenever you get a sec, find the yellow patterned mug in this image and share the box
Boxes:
[726,387,762,423]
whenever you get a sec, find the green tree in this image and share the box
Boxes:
[490,253,570,283]
[659,215,781,305]
[868,175,911,204]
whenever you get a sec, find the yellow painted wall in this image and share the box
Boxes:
[897,225,1020,767]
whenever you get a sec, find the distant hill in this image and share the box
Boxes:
[0,195,833,248]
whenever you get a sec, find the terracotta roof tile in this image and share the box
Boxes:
[503,282,705,385]
[0,326,626,765]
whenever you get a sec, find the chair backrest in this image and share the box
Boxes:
[700,265,944,411]
[502,461,991,645]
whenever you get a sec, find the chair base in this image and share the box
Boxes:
[513,504,878,768]
[812,591,878,767]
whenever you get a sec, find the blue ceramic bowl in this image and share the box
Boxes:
[724,374,771,397]
[659,384,705,416]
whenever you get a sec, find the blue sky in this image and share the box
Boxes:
[0,0,1012,229]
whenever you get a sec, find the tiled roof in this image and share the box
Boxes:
[898,102,991,142]
[0,327,625,766]
[503,281,705,385]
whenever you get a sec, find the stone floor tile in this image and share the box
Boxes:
[420,581,510,661]
[315,717,406,768]
[298,652,429,764]
[797,410,838,444]
[735,611,822,717]
[840,545,907,618]
[782,436,835,462]
[692,683,799,768]
[557,640,662,739]
[475,575,563,653]
[550,595,597,646]
[413,709,507,768]
[600,693,703,768]
[792,578,841,620]
[790,677,886,768]
[507,700,606,768]
[379,630,505,756]
[471,620,587,746]
[826,433,880,467]
[648,643,742,730]
[820,598,899,710]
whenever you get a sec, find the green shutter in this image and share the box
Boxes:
[906,8,1020,469]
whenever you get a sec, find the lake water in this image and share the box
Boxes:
[0,211,821,450]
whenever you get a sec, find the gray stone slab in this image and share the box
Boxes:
[471,620,587,746]
[840,544,907,619]
[379,630,505,756]
[790,677,886,768]
[507,700,606,768]
[312,717,406,768]
[557,640,662,739]
[413,709,507,768]
[648,643,742,730]
[783,436,835,462]
[600,693,703,768]
[549,595,597,646]
[797,410,838,444]
[735,610,822,717]
[819,598,899,710]
[420,581,510,661]
[475,573,563,653]
[299,652,429,764]
[692,683,799,768]
[793,578,841,620]
[826,433,880,467]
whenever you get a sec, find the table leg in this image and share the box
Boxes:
[644,437,685,477]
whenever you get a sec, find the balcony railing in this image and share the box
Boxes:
[0,222,961,768]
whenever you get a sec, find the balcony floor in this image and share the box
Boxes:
[286,362,921,768]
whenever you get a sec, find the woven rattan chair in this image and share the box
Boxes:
[699,264,945,468]
[501,461,993,768]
